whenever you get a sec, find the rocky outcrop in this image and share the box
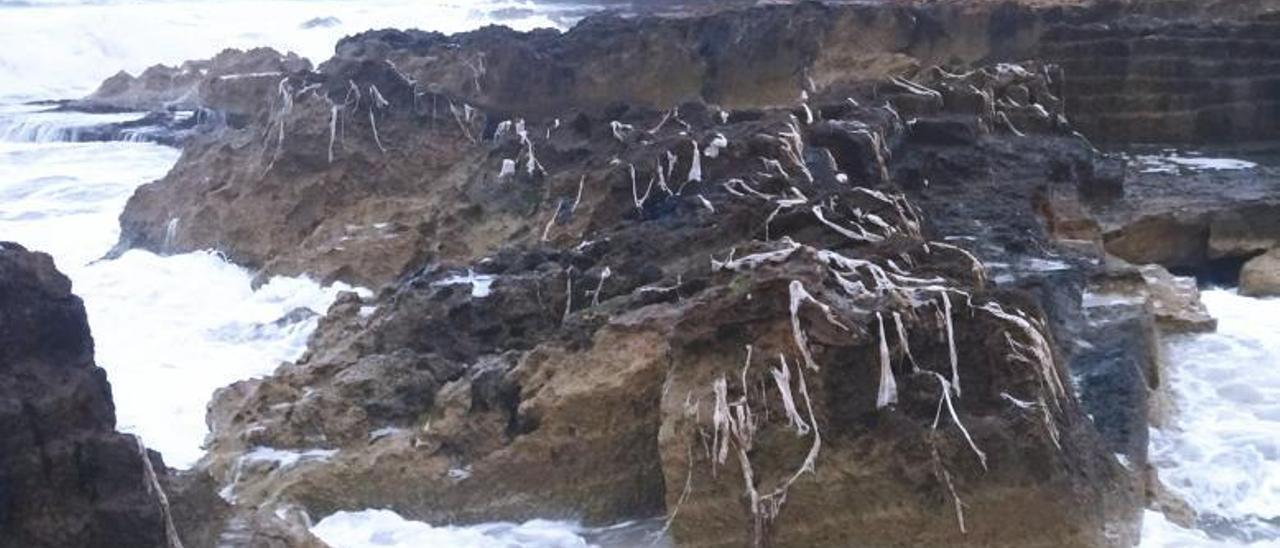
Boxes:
[1240,248,1280,297]
[0,242,172,548]
[131,32,1145,542]
[1075,288,1161,467]
[28,107,204,147]
[94,1,1280,545]
[1041,13,1280,143]
[106,1,1280,284]
[79,48,311,114]
[113,0,1101,289]
[1092,263,1216,333]
[1087,151,1280,280]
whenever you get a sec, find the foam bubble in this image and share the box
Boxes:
[0,0,578,102]
[312,510,593,548]
[311,510,669,548]
[1147,289,1280,545]
[1141,510,1280,548]
[0,137,353,467]
[1133,152,1258,174]
[0,103,147,142]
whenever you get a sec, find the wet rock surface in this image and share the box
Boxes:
[0,242,170,548]
[77,48,311,114]
[23,106,205,147]
[50,0,1280,546]
[30,48,315,147]
[104,11,1155,543]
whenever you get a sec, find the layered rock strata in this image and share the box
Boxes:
[116,28,1142,546]
[1042,14,1280,144]
[88,1,1280,546]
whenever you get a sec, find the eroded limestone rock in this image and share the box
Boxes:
[1241,248,1280,297]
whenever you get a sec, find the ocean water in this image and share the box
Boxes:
[312,510,668,548]
[0,139,358,468]
[0,0,574,103]
[1145,290,1280,546]
[0,103,149,142]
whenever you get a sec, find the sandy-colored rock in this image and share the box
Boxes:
[1209,205,1280,259]
[1102,213,1209,269]
[1138,264,1218,333]
[1091,261,1217,334]
[1240,249,1280,297]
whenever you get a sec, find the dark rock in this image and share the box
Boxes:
[1090,158,1280,277]
[272,307,320,328]
[1074,298,1160,464]
[1241,248,1280,297]
[1081,155,1127,203]
[0,242,170,548]
[908,116,983,146]
[76,48,311,113]
[163,470,232,548]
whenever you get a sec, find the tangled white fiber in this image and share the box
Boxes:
[260,77,295,173]
[695,232,1058,541]
[771,354,810,434]
[710,345,821,547]
[658,109,1072,543]
[978,301,1066,448]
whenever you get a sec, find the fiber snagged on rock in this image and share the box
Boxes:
[591,266,611,306]
[941,291,961,398]
[136,436,186,548]
[788,280,848,371]
[611,120,633,142]
[327,104,338,163]
[875,312,898,409]
[709,346,821,548]
[771,354,810,434]
[628,163,654,210]
[498,158,516,179]
[704,133,728,158]
[686,140,703,185]
[812,204,885,243]
[928,372,987,471]
[367,84,389,154]
[893,311,919,372]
